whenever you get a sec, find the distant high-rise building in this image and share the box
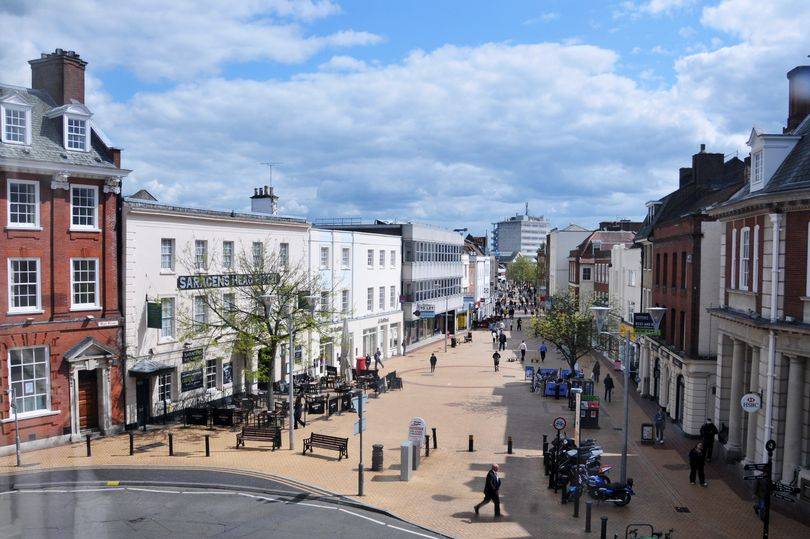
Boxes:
[491,203,550,262]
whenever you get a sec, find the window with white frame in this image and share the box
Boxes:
[390,285,396,308]
[8,258,40,313]
[341,290,350,313]
[70,185,98,229]
[320,291,330,313]
[195,240,208,271]
[66,116,88,151]
[205,358,217,389]
[367,249,374,267]
[160,297,175,339]
[753,225,760,293]
[379,286,385,310]
[9,346,49,414]
[390,250,396,267]
[730,228,738,289]
[222,241,234,270]
[157,371,172,402]
[341,247,351,268]
[753,151,763,186]
[252,241,264,267]
[279,242,289,268]
[367,287,374,311]
[161,238,175,271]
[379,250,385,267]
[320,246,330,268]
[739,227,751,290]
[193,296,207,327]
[2,105,28,144]
[7,179,39,228]
[223,292,236,313]
[71,258,99,309]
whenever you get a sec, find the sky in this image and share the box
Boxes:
[2,0,809,236]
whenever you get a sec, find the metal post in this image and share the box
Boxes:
[163,399,167,425]
[585,501,592,532]
[168,433,174,456]
[468,434,474,452]
[432,427,437,449]
[205,434,210,457]
[444,296,448,353]
[358,391,364,496]
[600,516,608,539]
[507,436,513,454]
[7,388,21,467]
[425,435,430,457]
[620,333,630,484]
[543,434,549,476]
[85,434,91,457]
[763,445,773,539]
[129,432,134,455]
[288,309,296,451]
[573,493,580,517]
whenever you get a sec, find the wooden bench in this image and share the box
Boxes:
[236,425,281,450]
[303,432,349,460]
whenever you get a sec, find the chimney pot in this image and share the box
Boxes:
[264,185,269,195]
[254,188,258,196]
[29,48,88,105]
[786,65,810,132]
[700,143,706,152]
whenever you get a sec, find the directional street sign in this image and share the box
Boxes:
[744,475,764,480]
[354,417,367,435]
[744,463,768,471]
[351,395,369,413]
[773,484,801,494]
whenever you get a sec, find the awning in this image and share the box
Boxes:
[129,358,174,375]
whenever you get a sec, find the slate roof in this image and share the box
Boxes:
[125,196,309,226]
[571,230,636,259]
[0,83,117,169]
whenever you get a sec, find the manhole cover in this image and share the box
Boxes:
[675,506,691,513]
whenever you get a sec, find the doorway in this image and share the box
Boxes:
[675,375,685,424]
[78,370,99,430]
[653,358,660,401]
[135,377,151,427]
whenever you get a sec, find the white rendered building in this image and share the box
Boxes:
[546,224,591,298]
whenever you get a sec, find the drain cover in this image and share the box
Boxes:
[675,506,691,513]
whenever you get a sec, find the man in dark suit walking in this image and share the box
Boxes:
[474,464,502,518]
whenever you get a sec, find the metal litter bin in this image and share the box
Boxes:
[372,444,384,471]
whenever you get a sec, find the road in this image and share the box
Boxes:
[0,467,443,538]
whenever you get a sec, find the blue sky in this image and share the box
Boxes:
[2,0,809,236]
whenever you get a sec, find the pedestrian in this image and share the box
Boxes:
[516,318,522,331]
[689,441,708,486]
[539,342,547,362]
[603,373,614,402]
[492,351,501,372]
[364,354,372,371]
[700,418,718,461]
[498,332,507,351]
[592,360,601,384]
[491,329,497,343]
[429,352,437,373]
[374,347,384,370]
[293,397,306,430]
[519,340,527,362]
[474,464,502,518]
[654,407,666,444]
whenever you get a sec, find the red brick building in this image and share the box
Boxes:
[635,146,745,436]
[1,50,129,453]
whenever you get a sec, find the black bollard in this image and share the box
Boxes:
[168,433,174,456]
[468,434,474,452]
[85,434,91,457]
[600,516,608,539]
[561,480,567,504]
[585,502,592,532]
[543,435,549,476]
[573,493,580,518]
[507,436,513,454]
[129,432,134,456]
[205,434,210,457]
[425,435,430,457]
[432,427,437,449]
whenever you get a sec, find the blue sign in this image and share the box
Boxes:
[353,417,367,435]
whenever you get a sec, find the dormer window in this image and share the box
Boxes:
[66,117,87,151]
[747,127,800,192]
[752,150,763,187]
[0,94,32,146]
[44,101,92,152]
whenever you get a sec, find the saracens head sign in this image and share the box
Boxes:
[177,273,278,291]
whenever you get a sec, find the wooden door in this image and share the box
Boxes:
[78,370,99,430]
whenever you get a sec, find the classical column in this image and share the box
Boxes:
[638,343,648,395]
[69,367,80,441]
[727,339,746,456]
[745,347,760,463]
[781,356,806,479]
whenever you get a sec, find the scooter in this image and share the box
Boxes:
[588,476,634,506]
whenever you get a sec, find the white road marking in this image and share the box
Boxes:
[387,524,439,538]
[338,507,386,525]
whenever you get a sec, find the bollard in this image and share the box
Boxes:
[425,435,430,457]
[432,427,437,449]
[85,434,91,457]
[400,441,413,481]
[543,435,549,476]
[468,434,474,452]
[507,436,513,455]
[168,433,174,456]
[129,432,134,456]
[585,501,592,532]
[205,435,210,457]
[412,442,420,470]
[600,516,608,539]
[573,493,580,518]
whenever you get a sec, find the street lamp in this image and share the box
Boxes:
[590,305,666,485]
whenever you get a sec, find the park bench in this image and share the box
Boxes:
[385,371,403,390]
[303,432,349,460]
[236,425,281,450]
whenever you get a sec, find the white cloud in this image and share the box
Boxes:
[523,12,560,25]
[319,55,368,72]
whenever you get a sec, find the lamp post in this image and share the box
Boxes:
[590,306,666,485]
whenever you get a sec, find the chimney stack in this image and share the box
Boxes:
[29,49,87,105]
[786,65,810,132]
[251,185,279,215]
[679,167,693,188]
[691,147,724,187]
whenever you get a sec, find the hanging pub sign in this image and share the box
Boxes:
[181,368,204,392]
[146,302,163,329]
[222,362,233,384]
[182,347,204,364]
[177,272,278,291]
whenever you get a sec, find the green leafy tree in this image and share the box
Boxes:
[506,256,537,285]
[179,244,337,407]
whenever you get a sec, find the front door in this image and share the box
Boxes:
[675,375,685,425]
[78,370,99,430]
[135,377,151,427]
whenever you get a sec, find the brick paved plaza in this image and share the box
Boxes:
[1,320,807,538]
